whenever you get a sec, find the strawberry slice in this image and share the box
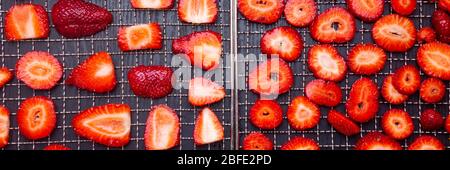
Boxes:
[66,52,116,93]
[381,109,414,140]
[145,105,179,150]
[372,14,416,52]
[0,67,13,88]
[420,109,444,131]
[194,107,224,145]
[348,43,387,75]
[281,137,320,150]
[346,78,379,123]
[392,65,421,95]
[417,42,450,80]
[249,100,283,130]
[419,78,446,103]
[284,0,317,27]
[305,79,342,107]
[178,0,218,24]
[72,104,131,147]
[18,96,56,140]
[130,0,174,9]
[417,27,437,43]
[4,4,49,41]
[43,144,71,150]
[346,0,384,22]
[188,77,225,106]
[261,26,304,62]
[248,59,293,97]
[172,31,222,70]
[381,75,409,105]
[391,0,416,16]
[0,106,9,148]
[355,132,402,150]
[310,7,356,43]
[439,0,450,12]
[118,23,162,51]
[327,110,360,136]
[408,135,445,150]
[308,44,347,82]
[242,132,273,150]
[287,96,320,131]
[238,0,284,24]
[16,51,63,90]
[446,115,450,134]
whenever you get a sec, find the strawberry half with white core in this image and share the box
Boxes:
[188,77,225,106]
[346,0,384,22]
[381,109,414,140]
[372,14,416,52]
[16,51,63,90]
[417,42,450,80]
[145,105,180,150]
[287,96,320,131]
[261,26,304,62]
[130,0,174,9]
[4,4,49,41]
[382,75,409,105]
[392,65,421,95]
[348,43,387,75]
[309,7,356,43]
[408,135,445,150]
[118,23,162,51]
[18,96,56,140]
[238,0,284,24]
[308,44,347,82]
[355,132,402,150]
[346,77,379,123]
[0,106,9,148]
[178,0,218,24]
[194,107,224,145]
[248,58,294,98]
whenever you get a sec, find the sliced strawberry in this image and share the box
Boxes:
[130,0,174,9]
[391,0,416,16]
[43,144,71,150]
[446,115,450,133]
[372,14,416,52]
[145,105,179,150]
[309,7,356,43]
[172,31,222,70]
[242,132,273,150]
[188,77,225,106]
[178,0,218,24]
[0,106,9,148]
[348,43,387,75]
[4,4,49,41]
[194,107,224,145]
[249,100,283,130]
[0,67,13,88]
[420,109,444,131]
[305,79,342,107]
[381,109,414,140]
[281,137,320,150]
[261,26,304,62]
[346,0,384,22]
[308,44,347,82]
[66,52,116,93]
[238,0,284,24]
[420,78,446,103]
[287,96,320,131]
[417,42,450,80]
[248,58,294,97]
[439,0,450,13]
[392,65,421,95]
[16,51,63,90]
[327,110,360,136]
[346,78,379,123]
[17,96,56,140]
[284,0,317,27]
[355,132,402,150]
[118,23,162,51]
[417,27,437,43]
[408,135,445,150]
[382,75,409,105]
[72,104,131,147]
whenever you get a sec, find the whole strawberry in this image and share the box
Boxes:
[52,0,113,38]
[432,10,450,43]
[420,109,444,131]
[128,65,173,99]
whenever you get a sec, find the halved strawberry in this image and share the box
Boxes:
[417,42,450,80]
[66,52,116,93]
[309,7,356,43]
[281,137,320,150]
[145,105,180,150]
[408,135,445,150]
[305,79,342,107]
[391,0,416,16]
[392,65,421,95]
[194,107,224,145]
[308,44,347,82]
[348,43,387,75]
[238,0,284,24]
[178,0,218,24]
[0,67,13,88]
[118,23,162,51]
[4,4,49,41]
[249,100,283,129]
[287,96,320,131]
[172,31,222,70]
[381,109,414,140]
[327,110,360,136]
[0,106,9,148]
[346,0,384,22]
[439,0,450,13]
[248,58,294,97]
[43,144,71,150]
[130,0,174,9]
[420,109,444,131]
[188,77,225,106]
[72,104,131,147]
[242,132,273,150]
[372,14,416,52]
[382,75,409,105]
[17,96,56,140]
[355,132,402,150]
[420,78,446,103]
[346,78,379,123]
[16,51,63,90]
[417,27,437,43]
[284,0,317,27]
[261,26,304,62]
